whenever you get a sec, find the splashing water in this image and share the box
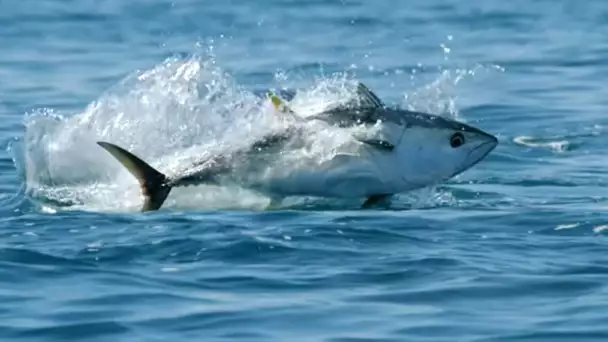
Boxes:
[9,48,494,213]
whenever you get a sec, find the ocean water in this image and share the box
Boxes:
[2,0,608,341]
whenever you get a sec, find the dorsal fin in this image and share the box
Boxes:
[355,82,384,109]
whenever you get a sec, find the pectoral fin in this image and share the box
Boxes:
[356,138,395,151]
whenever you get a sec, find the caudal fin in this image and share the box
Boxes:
[97,141,172,212]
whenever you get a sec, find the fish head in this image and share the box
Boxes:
[390,110,498,187]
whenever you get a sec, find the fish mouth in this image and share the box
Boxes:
[453,134,498,177]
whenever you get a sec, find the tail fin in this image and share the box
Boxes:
[97,141,172,212]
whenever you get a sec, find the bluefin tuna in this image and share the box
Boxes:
[97,83,498,211]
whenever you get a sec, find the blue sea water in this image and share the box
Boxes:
[2,0,608,341]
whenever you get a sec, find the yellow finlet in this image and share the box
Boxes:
[267,92,302,122]
[269,93,283,110]
[268,93,291,113]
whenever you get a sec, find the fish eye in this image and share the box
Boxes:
[450,132,465,148]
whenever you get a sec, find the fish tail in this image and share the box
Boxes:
[97,141,172,212]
